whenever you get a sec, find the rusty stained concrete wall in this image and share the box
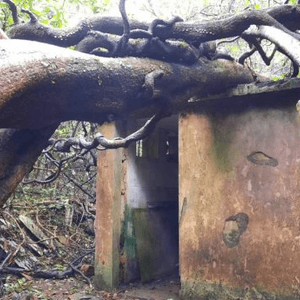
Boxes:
[94,122,127,291]
[179,103,300,299]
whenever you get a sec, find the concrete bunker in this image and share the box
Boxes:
[95,78,300,299]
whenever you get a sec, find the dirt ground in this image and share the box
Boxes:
[1,275,180,300]
[0,201,180,300]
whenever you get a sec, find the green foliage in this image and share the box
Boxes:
[4,277,32,294]
[17,185,57,203]
[272,74,285,81]
[0,0,112,30]
[254,4,261,10]
[55,263,67,271]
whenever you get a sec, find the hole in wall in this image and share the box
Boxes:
[223,213,249,248]
[247,151,278,167]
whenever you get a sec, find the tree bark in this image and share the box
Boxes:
[0,126,58,207]
[0,39,254,129]
[6,5,300,46]
[244,25,300,65]
[0,38,254,206]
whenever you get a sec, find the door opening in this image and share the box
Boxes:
[126,115,179,282]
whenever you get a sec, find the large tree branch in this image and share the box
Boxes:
[5,5,300,46]
[0,125,58,207]
[48,109,168,152]
[243,25,300,66]
[0,39,254,206]
[0,39,254,129]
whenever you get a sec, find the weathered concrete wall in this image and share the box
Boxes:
[95,122,126,291]
[179,102,300,299]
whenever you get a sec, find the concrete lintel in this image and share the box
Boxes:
[129,78,300,120]
[188,78,300,105]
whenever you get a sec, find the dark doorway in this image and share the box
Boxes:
[127,115,179,282]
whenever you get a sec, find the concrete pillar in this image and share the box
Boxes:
[94,122,125,291]
[179,105,300,299]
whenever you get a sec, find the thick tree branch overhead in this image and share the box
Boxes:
[5,4,300,46]
[0,39,254,129]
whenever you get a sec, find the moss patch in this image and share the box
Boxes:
[180,281,300,300]
[94,260,115,292]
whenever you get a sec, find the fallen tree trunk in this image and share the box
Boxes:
[0,39,254,129]
[0,39,254,207]
[0,126,58,207]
